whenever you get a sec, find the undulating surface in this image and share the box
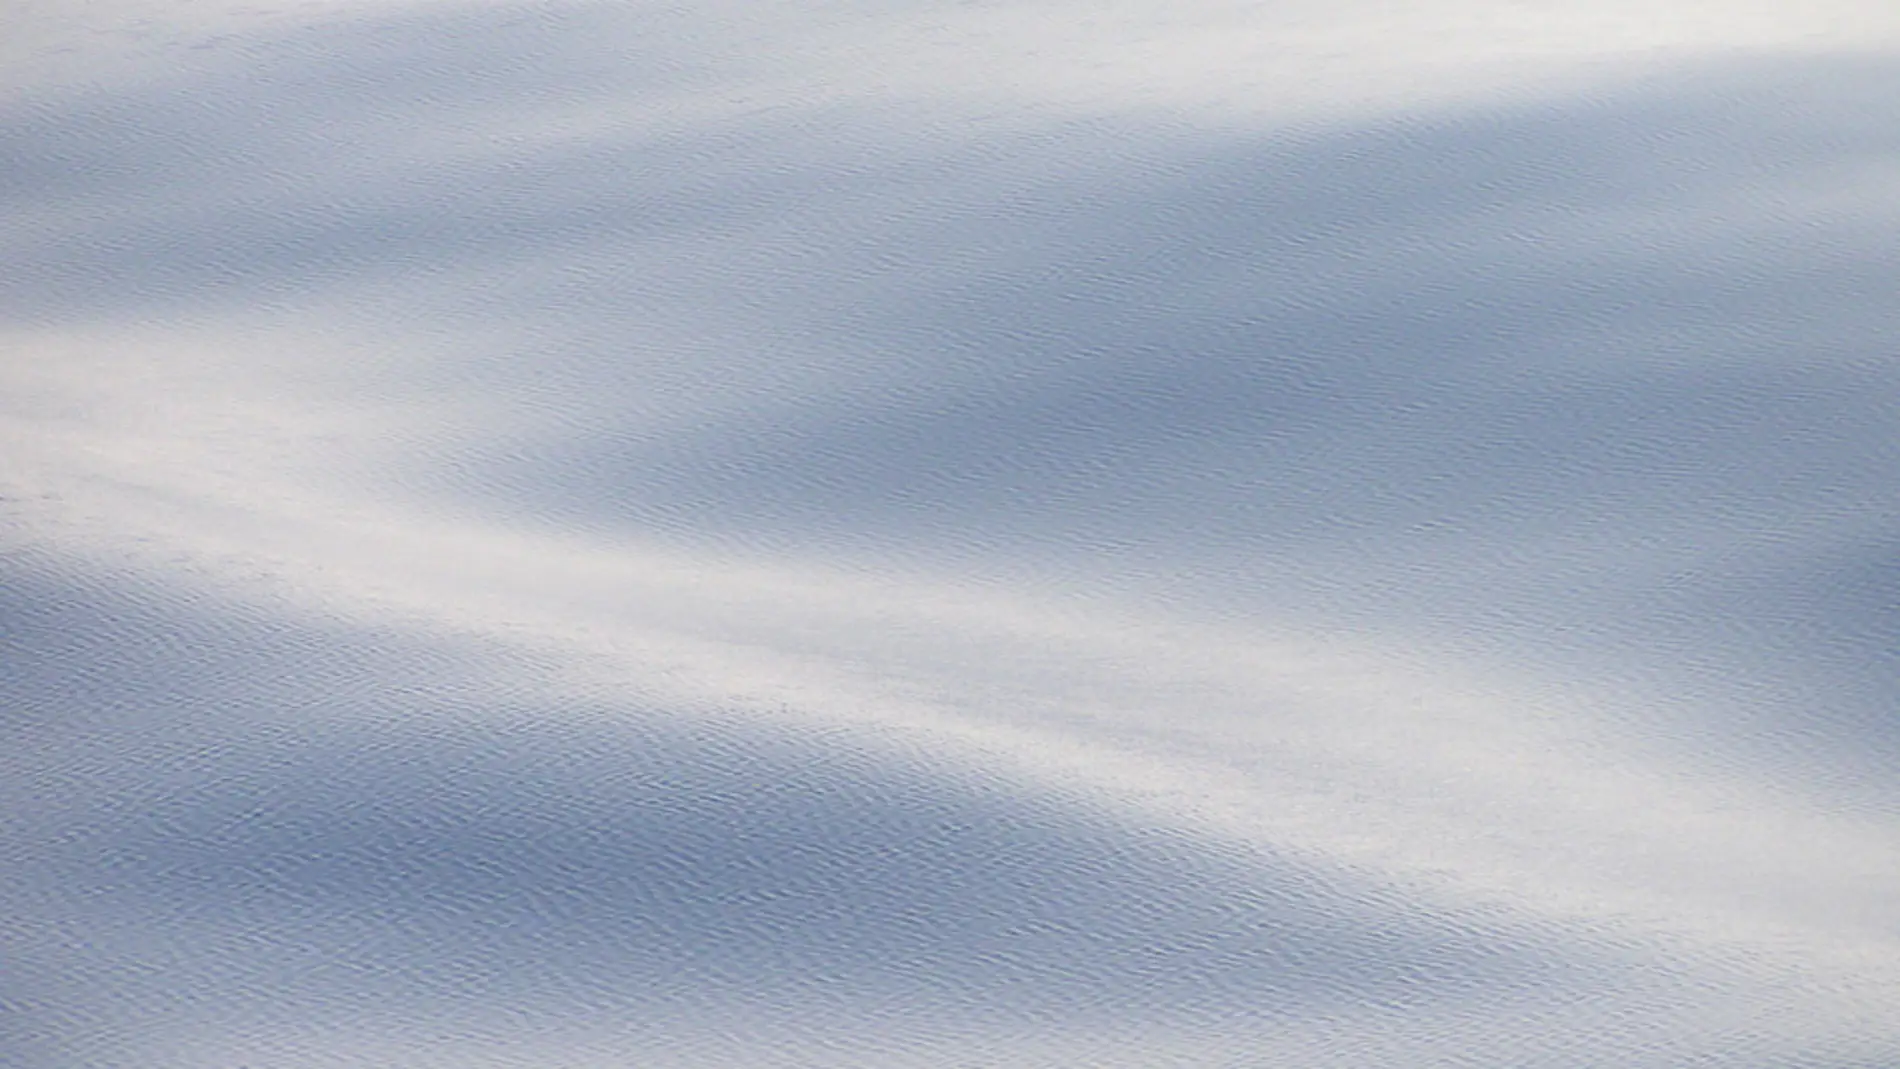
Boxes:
[4,2,1898,1066]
